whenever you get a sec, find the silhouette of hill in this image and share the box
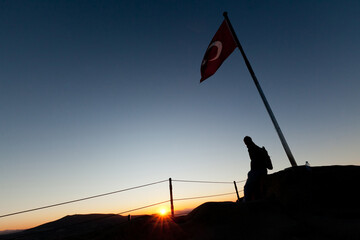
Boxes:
[0,231,22,236]
[2,165,359,240]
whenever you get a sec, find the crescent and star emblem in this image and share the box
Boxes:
[202,41,223,66]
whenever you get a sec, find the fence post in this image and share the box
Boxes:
[169,178,175,218]
[233,181,241,202]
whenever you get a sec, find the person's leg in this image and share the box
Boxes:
[244,179,250,202]
[244,171,255,202]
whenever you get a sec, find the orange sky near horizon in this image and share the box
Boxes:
[0,193,239,231]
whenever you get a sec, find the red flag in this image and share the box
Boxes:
[200,20,237,82]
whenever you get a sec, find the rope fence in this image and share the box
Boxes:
[0,179,169,219]
[172,179,246,184]
[0,178,246,225]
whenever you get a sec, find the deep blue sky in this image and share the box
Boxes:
[1,0,360,230]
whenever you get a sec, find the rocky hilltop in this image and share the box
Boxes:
[2,165,359,240]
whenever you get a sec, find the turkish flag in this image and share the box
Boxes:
[200,20,237,82]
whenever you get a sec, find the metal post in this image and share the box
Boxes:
[223,12,298,167]
[169,178,175,218]
[233,181,241,202]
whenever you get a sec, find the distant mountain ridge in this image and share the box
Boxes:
[0,230,23,236]
[2,165,359,240]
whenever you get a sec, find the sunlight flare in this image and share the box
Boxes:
[159,208,167,216]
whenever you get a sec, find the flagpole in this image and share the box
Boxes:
[223,12,298,167]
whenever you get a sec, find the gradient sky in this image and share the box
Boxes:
[1,0,360,231]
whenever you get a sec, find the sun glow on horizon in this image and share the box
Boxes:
[159,208,168,216]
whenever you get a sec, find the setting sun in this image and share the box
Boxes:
[159,208,167,216]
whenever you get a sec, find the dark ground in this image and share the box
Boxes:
[2,165,360,240]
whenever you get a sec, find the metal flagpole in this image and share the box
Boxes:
[223,12,298,167]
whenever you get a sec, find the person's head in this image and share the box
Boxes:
[243,136,253,146]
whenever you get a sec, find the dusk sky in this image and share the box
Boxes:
[1,0,360,231]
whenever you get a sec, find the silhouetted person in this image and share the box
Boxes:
[243,136,272,202]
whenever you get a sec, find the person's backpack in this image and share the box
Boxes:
[261,147,273,170]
